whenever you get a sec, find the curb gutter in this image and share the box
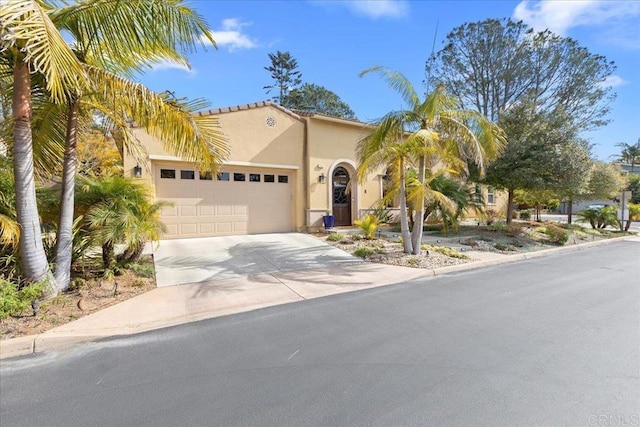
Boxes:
[1,235,637,361]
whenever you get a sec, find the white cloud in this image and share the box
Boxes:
[150,60,194,74]
[597,75,628,88]
[514,1,640,48]
[204,18,258,52]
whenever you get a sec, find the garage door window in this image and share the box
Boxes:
[250,173,260,182]
[278,175,288,183]
[234,173,245,182]
[217,172,229,181]
[181,170,195,180]
[160,169,175,179]
[200,172,212,180]
[264,174,275,183]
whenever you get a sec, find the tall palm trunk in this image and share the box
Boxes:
[398,158,413,254]
[54,98,80,291]
[410,154,427,255]
[12,59,56,293]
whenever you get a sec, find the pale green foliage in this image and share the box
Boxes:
[353,246,380,258]
[0,279,45,319]
[354,214,379,239]
[421,244,470,259]
[539,225,569,245]
[326,233,344,242]
[586,162,626,199]
[628,203,640,221]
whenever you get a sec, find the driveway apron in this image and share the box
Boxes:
[152,233,361,287]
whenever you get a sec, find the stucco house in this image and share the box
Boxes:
[124,101,506,240]
[124,101,389,239]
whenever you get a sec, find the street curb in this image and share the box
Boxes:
[1,235,637,361]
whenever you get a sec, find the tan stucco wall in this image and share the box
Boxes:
[305,117,383,227]
[124,105,306,231]
[123,106,393,234]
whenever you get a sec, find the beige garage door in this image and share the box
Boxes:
[154,162,294,239]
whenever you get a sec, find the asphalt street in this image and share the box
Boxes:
[1,241,639,426]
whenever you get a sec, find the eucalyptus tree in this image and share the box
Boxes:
[360,67,504,254]
[1,0,88,292]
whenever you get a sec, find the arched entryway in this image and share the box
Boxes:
[332,166,352,226]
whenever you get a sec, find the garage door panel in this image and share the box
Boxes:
[155,162,293,239]
[216,205,232,215]
[216,223,232,233]
[180,223,197,235]
[180,205,197,216]
[199,223,215,234]
[199,206,214,216]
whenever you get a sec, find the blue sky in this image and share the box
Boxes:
[137,0,640,161]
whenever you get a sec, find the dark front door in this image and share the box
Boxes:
[332,167,351,226]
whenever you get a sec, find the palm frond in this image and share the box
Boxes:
[83,64,229,172]
[360,66,420,110]
[1,0,87,102]
[49,0,214,75]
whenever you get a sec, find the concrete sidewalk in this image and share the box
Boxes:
[2,235,638,360]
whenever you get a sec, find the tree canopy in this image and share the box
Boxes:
[427,18,615,130]
[283,83,356,120]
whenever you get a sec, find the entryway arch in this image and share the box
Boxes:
[327,160,358,226]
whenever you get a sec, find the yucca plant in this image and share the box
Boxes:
[354,214,379,239]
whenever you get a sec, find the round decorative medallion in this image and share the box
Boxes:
[265,116,277,127]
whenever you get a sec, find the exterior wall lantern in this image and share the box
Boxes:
[134,164,142,178]
[318,172,326,184]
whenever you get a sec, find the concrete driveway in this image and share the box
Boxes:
[152,233,361,287]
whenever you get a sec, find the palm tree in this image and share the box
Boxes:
[359,67,505,254]
[357,128,418,253]
[7,1,228,291]
[77,175,168,269]
[1,0,88,293]
[617,138,640,172]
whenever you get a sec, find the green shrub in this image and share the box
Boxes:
[542,225,569,245]
[421,244,470,259]
[487,223,509,232]
[577,206,618,229]
[519,210,531,220]
[354,214,379,239]
[129,262,155,278]
[326,233,344,242]
[354,246,378,258]
[0,280,45,319]
[629,203,640,221]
